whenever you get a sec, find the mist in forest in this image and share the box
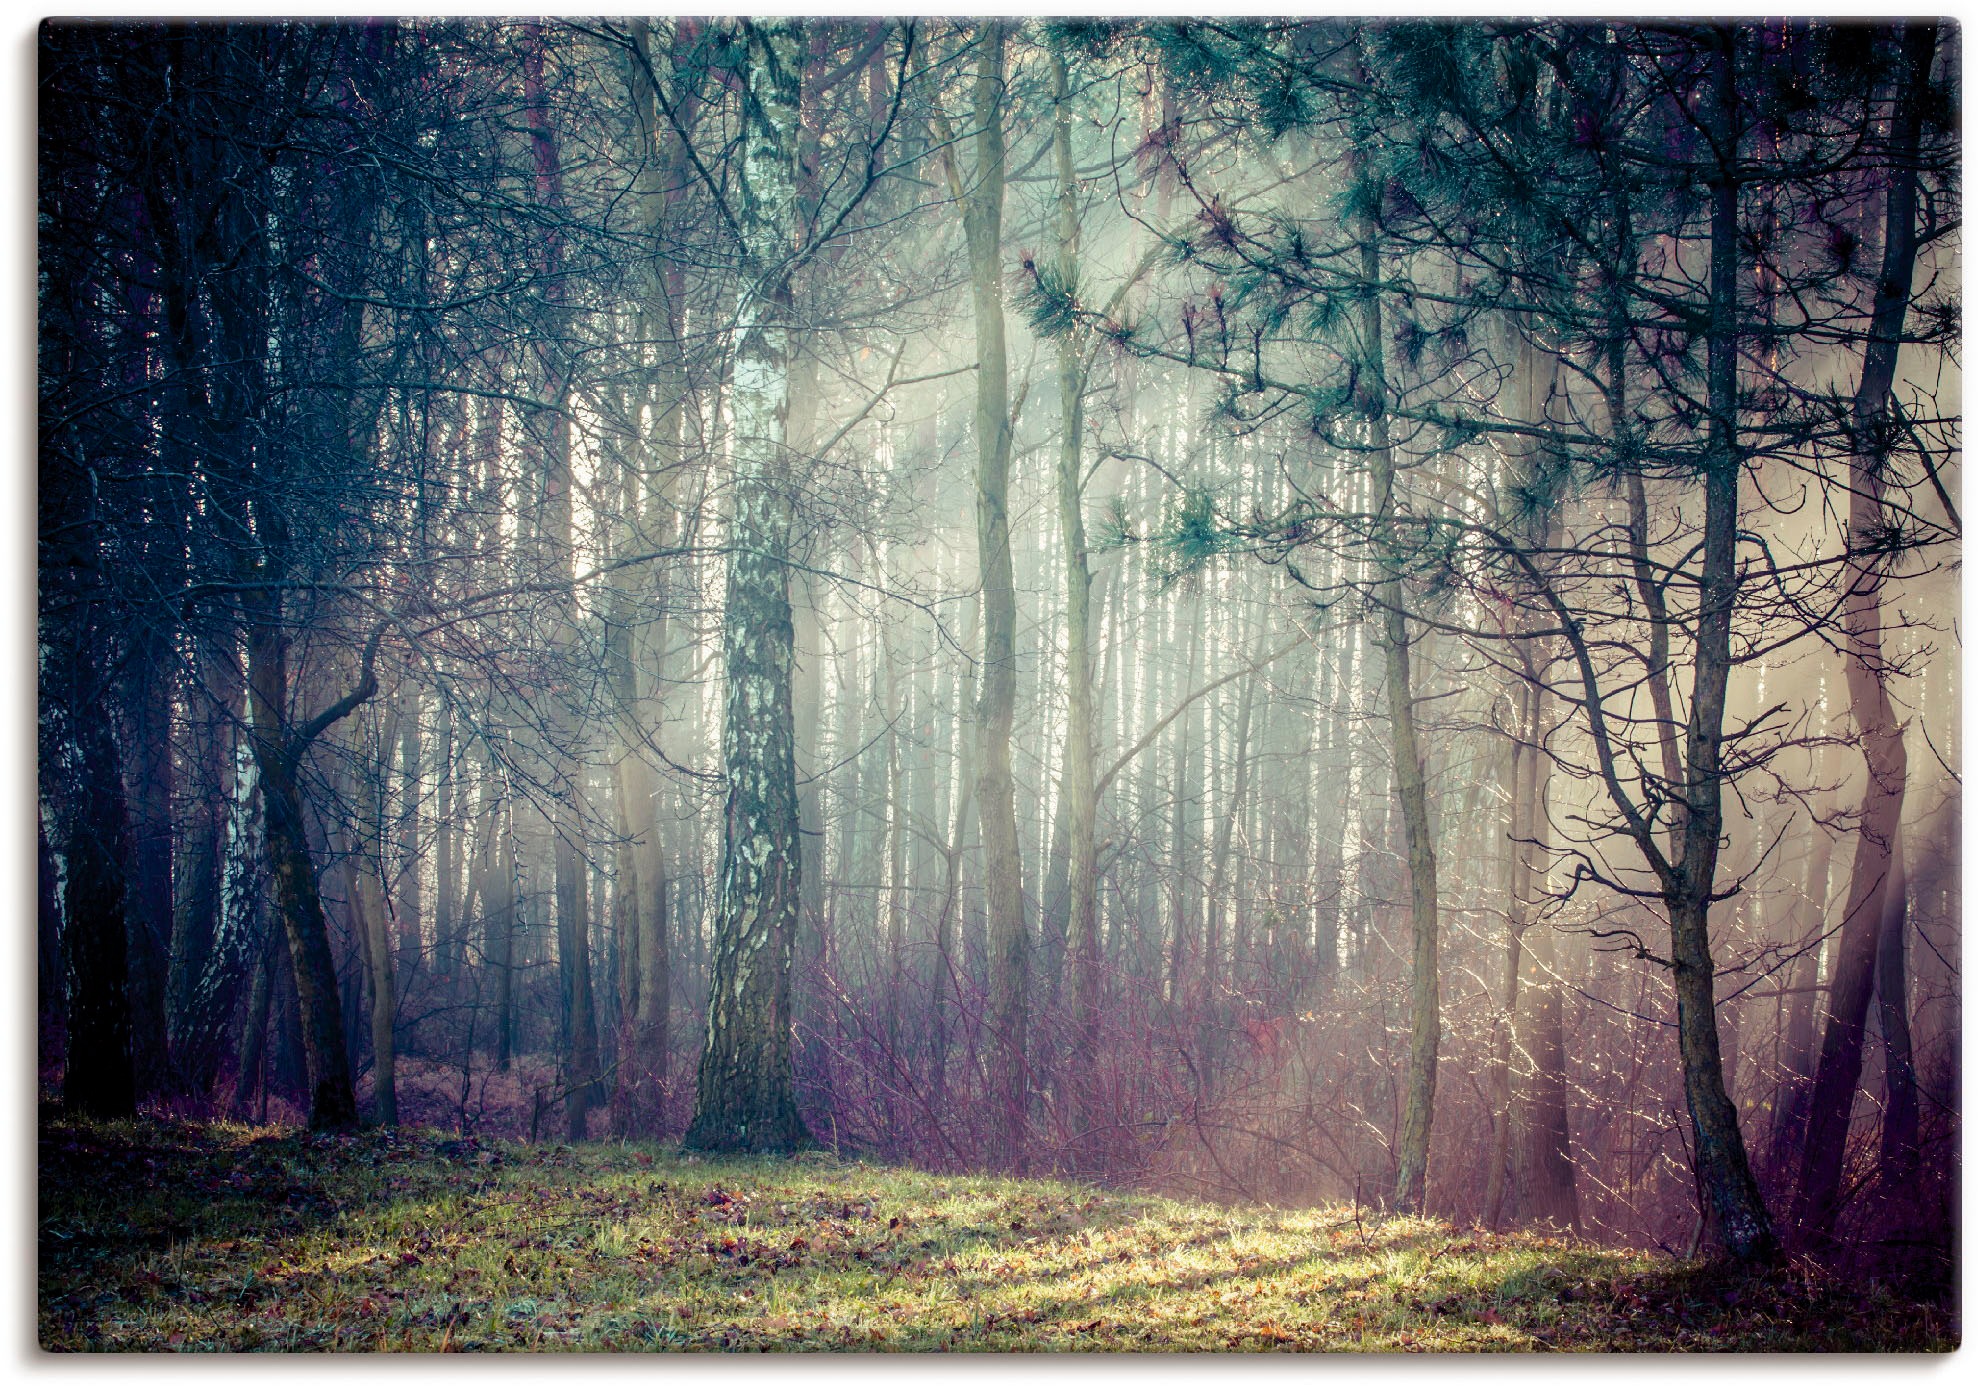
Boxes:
[38,15,1959,1288]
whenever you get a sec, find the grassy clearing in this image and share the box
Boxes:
[39,1116,1951,1352]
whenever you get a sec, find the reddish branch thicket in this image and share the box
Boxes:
[39,18,1956,1285]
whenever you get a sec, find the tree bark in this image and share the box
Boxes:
[1356,207,1440,1217]
[1793,19,1935,1248]
[520,23,601,1143]
[246,620,376,1131]
[1767,804,1833,1171]
[347,718,398,1125]
[46,692,139,1119]
[491,786,518,1075]
[1875,833,1917,1175]
[608,15,682,1143]
[956,22,1030,1168]
[1665,33,1774,1260]
[121,638,175,1096]
[393,687,423,978]
[1482,698,1524,1229]
[683,17,812,1154]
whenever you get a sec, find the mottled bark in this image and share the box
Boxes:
[684,17,812,1154]
[230,924,277,1120]
[39,811,65,1042]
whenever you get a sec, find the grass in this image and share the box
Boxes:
[39,1115,1954,1352]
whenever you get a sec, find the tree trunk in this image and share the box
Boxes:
[348,719,398,1125]
[257,771,352,1133]
[957,22,1029,1168]
[683,17,811,1154]
[491,792,517,1075]
[520,24,601,1143]
[1875,833,1917,1176]
[1356,212,1440,1217]
[1665,36,1774,1261]
[1767,799,1833,1171]
[245,617,370,1132]
[121,638,175,1096]
[395,686,423,976]
[171,643,248,1091]
[1482,707,1523,1229]
[1503,340,1577,1229]
[1793,19,1934,1249]
[47,696,139,1119]
[1512,910,1579,1228]
[230,922,278,1120]
[433,699,458,978]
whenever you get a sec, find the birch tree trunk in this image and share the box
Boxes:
[684,17,812,1154]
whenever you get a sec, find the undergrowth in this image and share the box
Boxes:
[38,1116,1954,1352]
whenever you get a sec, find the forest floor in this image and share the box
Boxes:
[39,1114,1954,1352]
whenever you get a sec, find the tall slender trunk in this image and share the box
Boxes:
[957,22,1029,1167]
[121,639,175,1096]
[348,719,398,1125]
[521,24,600,1142]
[433,699,458,979]
[230,922,278,1119]
[1503,338,1577,1228]
[611,15,688,1140]
[1793,19,1935,1248]
[45,687,139,1119]
[491,787,517,1074]
[875,675,904,1066]
[1666,33,1773,1261]
[1483,695,1524,1228]
[683,18,811,1154]
[1200,654,1257,1068]
[1767,804,1833,1170]
[1356,208,1440,1217]
[394,687,423,977]
[1875,834,1917,1174]
[1167,596,1203,1010]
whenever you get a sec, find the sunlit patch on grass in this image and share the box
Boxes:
[38,1116,1953,1352]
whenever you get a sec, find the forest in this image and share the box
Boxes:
[37,16,1961,1349]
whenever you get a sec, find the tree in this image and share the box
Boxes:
[682,17,816,1153]
[1792,19,1942,1247]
